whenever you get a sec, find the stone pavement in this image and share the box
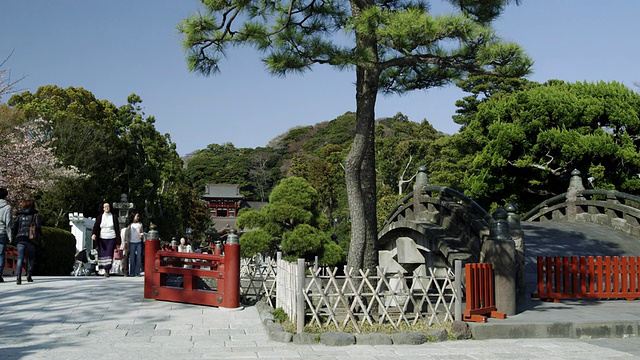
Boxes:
[1,276,640,359]
[467,221,640,340]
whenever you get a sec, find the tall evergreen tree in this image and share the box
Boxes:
[456,80,640,211]
[179,0,531,270]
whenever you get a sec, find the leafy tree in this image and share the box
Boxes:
[239,228,272,258]
[184,143,277,200]
[9,86,127,220]
[236,177,342,265]
[456,80,640,211]
[8,86,193,239]
[375,113,443,194]
[290,145,347,221]
[179,0,531,270]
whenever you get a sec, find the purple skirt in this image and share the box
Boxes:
[97,237,117,270]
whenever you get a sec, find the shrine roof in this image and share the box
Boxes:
[201,184,245,199]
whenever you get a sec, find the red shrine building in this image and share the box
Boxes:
[200,184,266,232]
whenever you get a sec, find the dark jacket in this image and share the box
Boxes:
[12,206,41,242]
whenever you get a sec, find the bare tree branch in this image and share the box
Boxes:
[0,50,26,100]
[397,154,416,194]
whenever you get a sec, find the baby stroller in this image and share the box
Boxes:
[72,248,99,276]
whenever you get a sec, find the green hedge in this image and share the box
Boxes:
[33,227,76,276]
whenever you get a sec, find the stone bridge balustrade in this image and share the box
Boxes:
[378,166,495,276]
[522,169,640,237]
[378,166,526,314]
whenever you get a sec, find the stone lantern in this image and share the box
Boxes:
[112,193,134,230]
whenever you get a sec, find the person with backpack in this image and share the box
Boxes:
[0,188,14,283]
[11,198,41,285]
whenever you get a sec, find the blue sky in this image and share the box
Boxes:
[2,1,639,156]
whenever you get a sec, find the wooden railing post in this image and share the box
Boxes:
[143,223,160,299]
[221,230,240,308]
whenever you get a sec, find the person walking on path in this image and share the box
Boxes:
[11,198,41,285]
[124,212,144,276]
[0,188,14,283]
[91,203,121,277]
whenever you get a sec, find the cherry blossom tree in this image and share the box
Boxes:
[0,118,84,202]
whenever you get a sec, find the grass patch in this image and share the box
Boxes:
[279,317,452,339]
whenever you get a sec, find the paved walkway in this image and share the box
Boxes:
[1,276,640,359]
[463,221,640,340]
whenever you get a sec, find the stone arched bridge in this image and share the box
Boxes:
[378,167,640,285]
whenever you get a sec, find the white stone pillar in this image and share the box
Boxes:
[69,213,95,252]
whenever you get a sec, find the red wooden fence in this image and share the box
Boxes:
[464,263,506,322]
[533,256,640,302]
[144,238,240,309]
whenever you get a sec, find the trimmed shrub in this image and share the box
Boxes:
[34,227,76,276]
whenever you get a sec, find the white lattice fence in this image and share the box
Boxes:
[239,255,277,306]
[302,266,460,333]
[242,254,462,333]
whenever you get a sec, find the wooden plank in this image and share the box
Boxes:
[595,256,604,295]
[579,256,587,296]
[587,256,596,294]
[545,257,553,298]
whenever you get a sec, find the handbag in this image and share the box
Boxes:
[28,214,39,243]
[114,246,124,260]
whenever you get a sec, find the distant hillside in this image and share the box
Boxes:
[182,111,448,234]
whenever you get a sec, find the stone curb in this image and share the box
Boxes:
[468,321,640,340]
[253,301,465,345]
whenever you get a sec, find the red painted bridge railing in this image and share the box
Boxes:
[533,256,640,302]
[144,236,240,309]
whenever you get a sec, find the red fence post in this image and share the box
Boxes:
[144,223,160,299]
[221,229,240,308]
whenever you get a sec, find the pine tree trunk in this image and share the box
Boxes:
[345,56,379,272]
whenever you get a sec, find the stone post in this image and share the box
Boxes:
[567,169,585,221]
[505,203,525,299]
[481,208,517,315]
[412,166,430,221]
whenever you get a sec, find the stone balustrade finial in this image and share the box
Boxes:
[490,208,511,241]
[505,203,521,231]
[568,169,585,192]
[415,165,429,187]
